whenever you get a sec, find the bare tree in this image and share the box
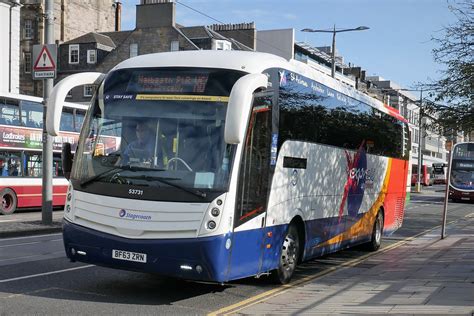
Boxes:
[424,0,473,136]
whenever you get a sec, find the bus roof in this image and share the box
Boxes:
[112,51,407,123]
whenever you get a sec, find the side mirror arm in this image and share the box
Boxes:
[46,72,104,136]
[224,73,268,144]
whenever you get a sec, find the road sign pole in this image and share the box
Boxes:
[41,0,54,225]
[441,147,452,239]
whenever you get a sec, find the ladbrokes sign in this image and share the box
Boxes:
[0,126,79,151]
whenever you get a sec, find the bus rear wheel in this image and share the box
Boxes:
[0,188,17,215]
[272,223,299,284]
[365,211,383,251]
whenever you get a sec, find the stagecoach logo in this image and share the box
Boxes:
[118,209,152,221]
[338,142,368,221]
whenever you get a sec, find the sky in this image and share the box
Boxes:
[119,0,457,90]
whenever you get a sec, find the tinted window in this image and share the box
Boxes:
[278,70,405,159]
[74,110,86,132]
[60,109,75,132]
[0,99,20,126]
[21,100,43,128]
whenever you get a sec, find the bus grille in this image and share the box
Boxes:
[71,191,206,239]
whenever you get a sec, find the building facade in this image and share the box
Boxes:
[19,0,118,96]
[0,0,21,94]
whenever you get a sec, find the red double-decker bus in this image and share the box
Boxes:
[0,92,87,215]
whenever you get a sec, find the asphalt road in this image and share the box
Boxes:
[0,185,472,315]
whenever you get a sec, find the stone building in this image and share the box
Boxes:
[57,0,255,104]
[19,0,119,96]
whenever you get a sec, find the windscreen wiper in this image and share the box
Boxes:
[79,165,166,188]
[126,174,207,199]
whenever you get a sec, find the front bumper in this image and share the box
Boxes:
[62,220,231,282]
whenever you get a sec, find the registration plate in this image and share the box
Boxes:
[112,249,147,263]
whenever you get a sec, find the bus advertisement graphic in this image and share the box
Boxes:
[0,126,79,151]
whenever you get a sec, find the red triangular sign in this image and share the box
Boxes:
[33,46,55,71]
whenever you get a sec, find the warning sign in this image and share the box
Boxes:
[32,44,57,80]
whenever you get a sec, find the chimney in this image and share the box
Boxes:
[115,1,122,32]
[136,0,175,29]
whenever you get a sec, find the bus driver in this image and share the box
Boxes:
[122,121,161,166]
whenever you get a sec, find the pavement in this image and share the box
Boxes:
[0,211,63,238]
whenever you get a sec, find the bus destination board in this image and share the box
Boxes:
[127,72,209,94]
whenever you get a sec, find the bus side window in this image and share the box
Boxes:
[0,100,20,126]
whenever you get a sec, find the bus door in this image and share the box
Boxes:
[228,92,274,279]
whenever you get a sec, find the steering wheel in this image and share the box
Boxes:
[167,157,193,171]
[99,152,121,166]
[110,172,129,184]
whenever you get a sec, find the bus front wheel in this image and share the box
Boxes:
[272,223,299,284]
[365,211,384,251]
[0,188,18,215]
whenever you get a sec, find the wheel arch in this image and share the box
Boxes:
[289,215,306,263]
[378,205,385,230]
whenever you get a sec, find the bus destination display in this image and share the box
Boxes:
[127,72,209,94]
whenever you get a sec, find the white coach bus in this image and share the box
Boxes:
[47,51,410,284]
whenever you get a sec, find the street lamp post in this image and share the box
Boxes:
[301,25,369,78]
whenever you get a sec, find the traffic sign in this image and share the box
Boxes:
[32,44,57,80]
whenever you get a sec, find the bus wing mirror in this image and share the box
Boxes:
[224,73,268,144]
[46,72,105,136]
[62,142,73,180]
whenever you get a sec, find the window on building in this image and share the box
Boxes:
[170,40,179,52]
[24,19,33,39]
[66,90,73,98]
[87,50,96,64]
[24,52,32,73]
[83,85,95,97]
[130,43,138,57]
[69,45,79,64]
[215,40,232,50]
